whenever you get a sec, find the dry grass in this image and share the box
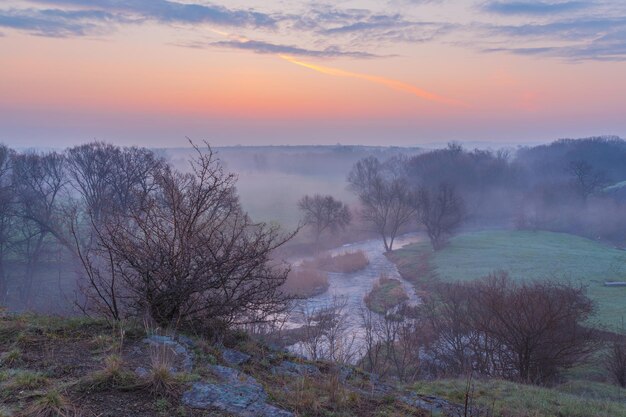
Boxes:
[21,390,80,417]
[83,354,138,391]
[316,250,369,273]
[364,275,409,313]
[281,267,329,297]
[143,343,181,398]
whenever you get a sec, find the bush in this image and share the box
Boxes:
[364,276,408,313]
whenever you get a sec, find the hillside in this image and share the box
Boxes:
[2,313,626,417]
[390,230,626,329]
[0,313,435,417]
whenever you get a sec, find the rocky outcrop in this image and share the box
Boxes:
[183,365,293,417]
[270,360,320,377]
[222,348,251,366]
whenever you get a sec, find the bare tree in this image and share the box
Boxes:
[298,194,350,251]
[348,157,416,252]
[567,160,608,202]
[360,304,425,382]
[0,146,14,304]
[417,183,465,250]
[297,296,359,364]
[76,143,294,329]
[12,151,68,304]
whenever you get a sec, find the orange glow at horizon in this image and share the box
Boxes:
[278,55,468,108]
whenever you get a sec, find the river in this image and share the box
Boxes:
[284,233,422,359]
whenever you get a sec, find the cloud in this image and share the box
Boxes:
[31,0,279,28]
[0,8,118,37]
[279,54,466,106]
[485,29,626,61]
[303,7,453,44]
[199,39,380,58]
[482,1,589,15]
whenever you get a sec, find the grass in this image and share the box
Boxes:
[391,230,626,329]
[412,378,626,417]
[282,267,329,298]
[364,276,409,314]
[315,250,370,274]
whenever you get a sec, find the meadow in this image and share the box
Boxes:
[391,230,626,330]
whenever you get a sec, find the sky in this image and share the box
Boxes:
[1,0,626,148]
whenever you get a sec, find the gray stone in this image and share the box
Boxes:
[339,365,354,382]
[134,367,149,378]
[222,348,252,366]
[182,364,293,417]
[271,360,320,377]
[400,392,474,417]
[143,335,194,372]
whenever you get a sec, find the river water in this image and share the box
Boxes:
[284,233,422,359]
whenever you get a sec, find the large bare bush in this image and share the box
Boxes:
[424,273,598,383]
[73,144,294,329]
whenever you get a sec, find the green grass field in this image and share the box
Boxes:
[412,378,626,417]
[392,230,626,330]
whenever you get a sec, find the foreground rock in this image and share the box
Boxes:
[183,365,293,417]
[271,360,320,377]
[401,392,477,417]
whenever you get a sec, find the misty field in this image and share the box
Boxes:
[392,230,626,329]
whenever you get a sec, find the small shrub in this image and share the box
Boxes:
[6,370,48,392]
[1,348,22,366]
[84,354,138,390]
[143,344,181,397]
[22,390,79,417]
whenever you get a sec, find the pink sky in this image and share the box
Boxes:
[1,0,626,147]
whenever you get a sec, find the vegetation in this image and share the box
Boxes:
[298,194,351,251]
[348,156,417,252]
[422,273,598,383]
[281,267,329,298]
[0,313,430,417]
[315,250,369,274]
[364,276,409,314]
[412,378,626,417]
[391,230,626,329]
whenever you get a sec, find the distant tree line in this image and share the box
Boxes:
[314,136,626,252]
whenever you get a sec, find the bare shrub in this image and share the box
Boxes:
[73,142,294,330]
[360,304,426,382]
[296,296,359,364]
[606,338,626,388]
[423,272,599,384]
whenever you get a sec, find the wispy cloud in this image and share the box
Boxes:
[0,7,119,37]
[279,55,466,106]
[182,38,379,58]
[482,1,589,16]
[31,0,280,28]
